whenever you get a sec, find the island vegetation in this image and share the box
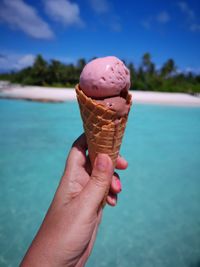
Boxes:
[0,53,199,93]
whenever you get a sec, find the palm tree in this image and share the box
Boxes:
[142,52,151,70]
[48,60,63,84]
[32,54,48,85]
[128,62,136,88]
[161,59,176,77]
[77,58,86,71]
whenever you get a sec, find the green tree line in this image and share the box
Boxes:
[0,53,199,93]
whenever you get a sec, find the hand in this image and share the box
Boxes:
[20,134,128,267]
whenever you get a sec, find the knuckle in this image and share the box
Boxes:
[91,173,109,188]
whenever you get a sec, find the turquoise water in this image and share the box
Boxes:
[0,99,200,267]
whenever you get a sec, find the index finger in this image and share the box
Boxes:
[67,133,88,168]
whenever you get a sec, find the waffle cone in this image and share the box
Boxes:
[75,84,132,167]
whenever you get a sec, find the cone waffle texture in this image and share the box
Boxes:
[75,84,132,167]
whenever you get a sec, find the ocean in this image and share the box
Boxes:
[0,99,200,267]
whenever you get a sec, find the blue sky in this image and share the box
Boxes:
[0,0,200,73]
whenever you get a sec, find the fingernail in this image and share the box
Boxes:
[95,154,108,172]
[112,199,116,206]
[116,179,122,191]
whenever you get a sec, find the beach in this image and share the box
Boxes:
[0,84,200,107]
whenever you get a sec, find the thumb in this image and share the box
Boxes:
[80,153,114,211]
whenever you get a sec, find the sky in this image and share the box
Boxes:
[0,0,200,73]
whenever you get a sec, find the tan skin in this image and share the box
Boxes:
[20,134,128,267]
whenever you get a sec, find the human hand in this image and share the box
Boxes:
[20,134,128,267]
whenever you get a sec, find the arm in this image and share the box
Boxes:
[20,134,127,267]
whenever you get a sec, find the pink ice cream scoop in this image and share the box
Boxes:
[80,56,130,98]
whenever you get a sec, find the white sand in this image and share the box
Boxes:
[0,86,76,102]
[0,85,200,107]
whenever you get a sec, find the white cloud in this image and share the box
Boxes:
[0,53,77,71]
[109,16,122,32]
[190,23,200,32]
[0,53,35,71]
[15,54,35,69]
[141,19,151,30]
[88,0,109,14]
[184,67,200,74]
[110,21,122,32]
[87,1,121,32]
[0,0,54,39]
[142,11,170,30]
[156,12,170,24]
[177,1,195,20]
[44,0,84,27]
[177,1,200,33]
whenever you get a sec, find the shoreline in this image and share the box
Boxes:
[0,85,200,107]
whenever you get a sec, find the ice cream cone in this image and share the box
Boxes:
[75,84,132,168]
